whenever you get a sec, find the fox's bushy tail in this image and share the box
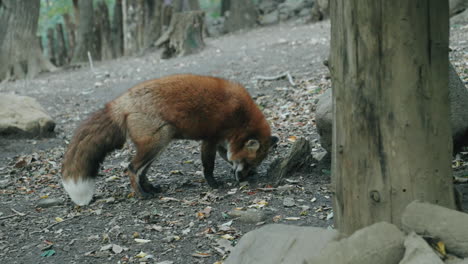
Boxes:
[61,106,126,205]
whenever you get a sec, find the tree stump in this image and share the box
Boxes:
[267,138,314,186]
[156,11,205,59]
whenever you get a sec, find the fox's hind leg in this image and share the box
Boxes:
[126,114,174,198]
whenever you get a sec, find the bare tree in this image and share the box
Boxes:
[330,0,455,235]
[0,0,56,81]
[72,0,99,63]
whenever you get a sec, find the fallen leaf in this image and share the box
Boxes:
[135,251,148,258]
[135,238,151,244]
[192,252,211,258]
[40,250,56,257]
[55,217,64,222]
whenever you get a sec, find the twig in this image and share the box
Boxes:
[29,215,81,235]
[87,51,94,72]
[255,71,296,86]
[0,208,27,221]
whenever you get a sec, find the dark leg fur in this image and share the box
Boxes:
[202,141,219,188]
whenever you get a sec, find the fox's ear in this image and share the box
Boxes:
[270,135,279,148]
[245,139,260,153]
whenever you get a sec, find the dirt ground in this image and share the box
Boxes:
[0,20,467,264]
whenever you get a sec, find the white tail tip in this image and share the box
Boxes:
[62,178,95,206]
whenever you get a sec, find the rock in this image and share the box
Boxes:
[310,0,330,21]
[227,209,266,223]
[278,0,305,21]
[449,62,468,152]
[267,138,314,186]
[0,179,11,189]
[450,0,468,17]
[315,89,332,153]
[315,62,468,153]
[452,9,468,23]
[401,201,468,258]
[224,224,339,264]
[306,222,405,264]
[0,93,55,137]
[283,197,295,207]
[399,232,444,264]
[259,10,279,25]
[37,198,64,208]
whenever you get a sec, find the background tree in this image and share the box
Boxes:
[72,0,98,63]
[330,0,455,235]
[223,0,257,33]
[0,0,55,81]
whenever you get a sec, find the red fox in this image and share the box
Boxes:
[62,74,278,205]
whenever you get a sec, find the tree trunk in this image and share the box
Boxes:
[73,0,80,26]
[72,0,98,64]
[97,1,113,60]
[123,0,145,55]
[47,28,57,65]
[112,0,124,57]
[221,0,230,16]
[56,23,68,66]
[156,11,205,58]
[224,0,257,33]
[330,0,455,235]
[0,0,56,81]
[63,13,76,61]
[173,0,200,12]
[143,0,163,49]
[162,2,173,29]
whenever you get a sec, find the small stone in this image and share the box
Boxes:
[162,236,176,243]
[227,209,266,223]
[0,179,11,189]
[37,198,64,208]
[283,197,295,207]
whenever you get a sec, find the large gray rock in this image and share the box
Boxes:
[316,63,468,153]
[306,222,405,264]
[315,88,332,152]
[452,9,468,23]
[450,0,468,17]
[0,93,55,137]
[399,232,444,264]
[224,224,339,264]
[402,201,468,258]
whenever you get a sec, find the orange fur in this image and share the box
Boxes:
[62,74,276,205]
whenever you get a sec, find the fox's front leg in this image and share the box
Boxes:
[201,141,219,188]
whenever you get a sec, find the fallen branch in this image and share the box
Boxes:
[255,71,296,86]
[0,208,28,221]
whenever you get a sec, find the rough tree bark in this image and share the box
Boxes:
[156,11,205,58]
[63,13,76,61]
[123,0,145,55]
[330,0,455,235]
[143,0,163,50]
[72,0,99,63]
[47,28,57,65]
[112,0,124,57]
[56,23,68,66]
[0,0,56,81]
[221,0,230,16]
[224,0,258,33]
[173,0,200,12]
[97,1,113,60]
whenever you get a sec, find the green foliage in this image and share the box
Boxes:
[38,0,115,36]
[200,0,221,18]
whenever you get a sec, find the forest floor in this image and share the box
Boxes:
[0,20,467,264]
